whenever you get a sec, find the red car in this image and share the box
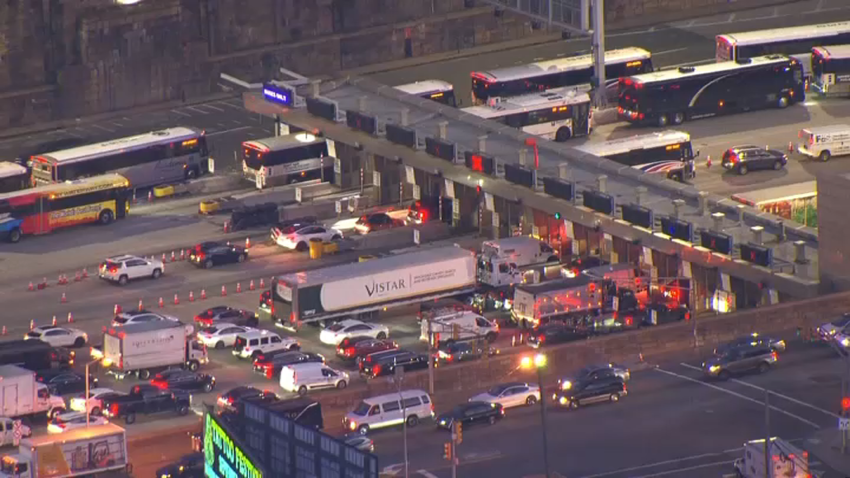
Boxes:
[354,213,403,234]
[337,338,398,361]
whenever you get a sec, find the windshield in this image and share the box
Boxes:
[113,317,128,324]
[832,317,850,327]
[202,326,220,334]
[280,226,299,234]
[352,401,371,416]
[234,337,247,349]
[327,324,345,332]
[486,385,506,396]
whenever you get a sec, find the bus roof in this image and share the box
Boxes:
[461,87,590,119]
[244,132,326,152]
[471,47,650,83]
[731,180,816,207]
[627,55,792,84]
[813,44,850,60]
[39,127,201,164]
[717,21,850,46]
[574,131,691,157]
[394,80,453,96]
[0,174,128,202]
[0,161,27,178]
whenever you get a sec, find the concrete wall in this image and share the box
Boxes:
[605,0,798,29]
[817,172,850,293]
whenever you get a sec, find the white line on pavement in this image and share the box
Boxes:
[416,470,440,478]
[679,362,840,419]
[207,126,253,137]
[632,460,733,478]
[110,121,124,127]
[171,109,193,118]
[199,104,225,112]
[185,106,210,115]
[90,124,115,133]
[654,368,821,428]
[653,48,688,57]
[218,100,244,109]
[580,452,728,478]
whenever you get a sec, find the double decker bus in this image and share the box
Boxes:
[716,22,850,76]
[0,162,29,193]
[30,127,209,188]
[0,174,129,243]
[395,80,457,106]
[242,132,335,188]
[811,45,850,97]
[462,87,592,142]
[618,55,804,128]
[574,131,697,182]
[470,47,652,105]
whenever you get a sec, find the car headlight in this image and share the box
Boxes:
[842,338,850,348]
[558,396,568,405]
[709,365,720,373]
[561,381,572,390]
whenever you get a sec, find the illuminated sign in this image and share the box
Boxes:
[204,413,264,478]
[263,83,294,107]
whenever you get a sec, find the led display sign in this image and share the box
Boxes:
[262,83,294,107]
[204,412,264,478]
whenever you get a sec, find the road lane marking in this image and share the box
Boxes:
[185,106,209,115]
[580,452,729,478]
[90,124,115,133]
[416,471,439,478]
[110,121,124,127]
[678,362,840,419]
[171,109,192,117]
[632,460,733,478]
[654,368,821,428]
[207,126,252,137]
[653,48,688,57]
[199,104,224,112]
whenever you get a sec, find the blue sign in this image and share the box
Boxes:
[263,83,294,107]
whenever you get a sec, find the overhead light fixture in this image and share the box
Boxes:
[116,0,142,5]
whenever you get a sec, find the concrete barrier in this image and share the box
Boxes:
[184,173,244,196]
[593,108,619,127]
[350,222,451,251]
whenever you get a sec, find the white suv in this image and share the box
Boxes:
[99,255,164,286]
[232,330,300,360]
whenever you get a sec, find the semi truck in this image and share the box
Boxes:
[733,437,810,478]
[0,423,130,478]
[101,321,208,380]
[0,365,66,420]
[0,341,73,371]
[266,245,477,329]
[476,237,560,288]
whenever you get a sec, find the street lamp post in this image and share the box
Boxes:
[84,358,100,428]
[522,353,551,478]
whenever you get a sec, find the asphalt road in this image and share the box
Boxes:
[373,339,847,478]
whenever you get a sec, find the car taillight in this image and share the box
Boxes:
[373,364,382,376]
[265,364,273,379]
[539,335,545,343]
[151,379,167,389]
[197,252,206,259]
[772,352,778,361]
[110,403,120,415]
[346,347,355,357]
[109,266,119,273]
[446,354,454,362]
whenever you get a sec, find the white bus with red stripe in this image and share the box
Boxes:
[574,130,697,182]
[242,132,336,188]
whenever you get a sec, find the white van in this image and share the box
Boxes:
[419,310,499,346]
[343,389,434,435]
[280,362,349,395]
[797,125,850,162]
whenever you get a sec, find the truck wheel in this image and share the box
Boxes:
[124,413,136,425]
[8,228,21,243]
[376,332,387,340]
[203,382,214,393]
[99,209,114,225]
[187,360,200,372]
[118,275,129,286]
[49,407,65,420]
[298,386,308,396]
[485,332,497,343]
[177,404,189,416]
[91,406,102,416]
[138,369,151,380]
[358,424,370,435]
[336,380,347,390]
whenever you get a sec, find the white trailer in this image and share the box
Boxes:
[269,245,477,329]
[0,365,65,420]
[102,321,208,380]
[733,437,810,478]
[477,237,560,288]
[0,423,129,478]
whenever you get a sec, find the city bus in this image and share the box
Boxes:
[0,174,129,243]
[470,47,652,105]
[811,45,850,97]
[574,130,697,182]
[0,162,29,193]
[242,132,334,188]
[395,80,457,106]
[461,87,592,142]
[30,127,209,188]
[716,22,850,76]
[618,55,805,128]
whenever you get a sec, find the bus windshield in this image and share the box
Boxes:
[0,162,28,193]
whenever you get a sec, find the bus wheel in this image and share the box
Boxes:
[555,127,572,142]
[185,167,198,180]
[672,112,685,125]
[777,96,790,109]
[656,114,669,127]
[99,210,114,225]
[819,151,831,162]
[8,228,21,243]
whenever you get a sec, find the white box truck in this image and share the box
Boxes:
[477,237,560,288]
[0,365,65,420]
[102,321,208,380]
[0,423,129,478]
[733,437,809,478]
[268,245,477,329]
[419,309,500,346]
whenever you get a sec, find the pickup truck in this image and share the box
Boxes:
[100,383,190,425]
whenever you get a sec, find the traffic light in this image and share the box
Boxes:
[444,442,452,460]
[455,421,463,444]
[554,212,561,220]
[841,397,850,414]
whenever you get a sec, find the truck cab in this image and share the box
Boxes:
[477,237,559,288]
[0,455,30,478]
[734,437,809,478]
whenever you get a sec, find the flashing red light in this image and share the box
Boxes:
[841,397,850,411]
[110,403,120,415]
[151,379,168,389]
[373,364,382,376]
[265,364,274,379]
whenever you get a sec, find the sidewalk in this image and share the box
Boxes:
[806,429,850,477]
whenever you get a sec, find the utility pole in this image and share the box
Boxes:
[764,389,771,477]
[427,317,435,394]
[538,365,551,478]
[591,0,607,107]
[394,367,409,478]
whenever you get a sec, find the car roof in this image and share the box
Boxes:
[37,368,76,378]
[33,325,63,332]
[225,386,263,397]
[237,329,278,338]
[106,255,139,262]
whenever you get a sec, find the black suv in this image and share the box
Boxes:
[552,368,627,409]
[361,350,428,378]
[527,324,588,348]
[436,402,504,430]
[703,343,777,380]
[721,146,787,175]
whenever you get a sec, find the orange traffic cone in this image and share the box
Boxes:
[114,304,122,315]
[189,291,195,302]
[788,141,794,154]
[180,249,186,261]
[67,312,74,323]
[250,280,255,291]
[236,283,242,293]
[174,294,180,305]
[148,190,153,202]
[52,316,57,326]
[201,289,207,300]
[260,278,265,288]
[171,251,176,262]
[61,293,67,304]
[159,297,165,308]
[138,299,144,311]
[2,326,6,335]
[705,155,712,168]
[29,320,34,330]
[82,268,88,279]
[162,253,167,263]
[245,237,251,249]
[74,271,81,282]
[221,285,227,297]
[28,282,34,292]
